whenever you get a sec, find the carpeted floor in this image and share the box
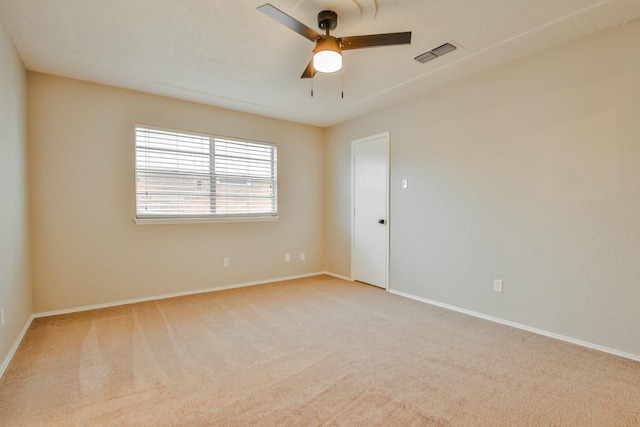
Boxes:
[1,275,639,426]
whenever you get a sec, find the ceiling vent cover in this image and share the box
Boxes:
[415,42,457,63]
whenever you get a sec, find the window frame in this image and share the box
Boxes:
[133,125,279,225]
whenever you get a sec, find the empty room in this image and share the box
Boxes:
[1,0,639,425]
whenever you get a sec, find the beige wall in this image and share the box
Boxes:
[28,74,325,312]
[326,20,640,357]
[0,19,32,368]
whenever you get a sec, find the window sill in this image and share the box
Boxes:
[133,216,279,225]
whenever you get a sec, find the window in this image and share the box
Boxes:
[135,126,277,223]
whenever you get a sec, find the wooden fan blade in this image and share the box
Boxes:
[301,58,317,79]
[340,32,412,50]
[257,3,321,42]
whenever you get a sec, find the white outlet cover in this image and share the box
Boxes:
[494,279,503,293]
[401,178,408,189]
[300,252,306,261]
[285,253,291,262]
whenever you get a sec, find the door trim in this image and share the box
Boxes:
[351,132,390,290]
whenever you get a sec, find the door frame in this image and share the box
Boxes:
[351,132,390,290]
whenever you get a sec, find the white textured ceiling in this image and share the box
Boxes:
[1,0,639,127]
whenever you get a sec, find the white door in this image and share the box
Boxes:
[352,133,389,289]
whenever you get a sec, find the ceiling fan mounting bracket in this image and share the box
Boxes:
[318,10,338,32]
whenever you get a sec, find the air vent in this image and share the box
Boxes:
[415,42,457,64]
[414,51,437,64]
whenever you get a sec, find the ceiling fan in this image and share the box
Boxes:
[257,3,412,78]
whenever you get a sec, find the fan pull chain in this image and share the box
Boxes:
[311,76,314,97]
[341,68,344,99]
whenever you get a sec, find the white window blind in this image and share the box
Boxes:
[135,126,277,220]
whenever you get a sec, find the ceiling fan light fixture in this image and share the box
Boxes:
[313,37,342,73]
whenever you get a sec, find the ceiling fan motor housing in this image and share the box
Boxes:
[318,10,338,31]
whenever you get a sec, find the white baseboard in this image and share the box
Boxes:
[322,271,353,282]
[0,314,35,380]
[388,289,640,362]
[35,272,326,318]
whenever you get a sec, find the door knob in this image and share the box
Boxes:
[378,219,386,225]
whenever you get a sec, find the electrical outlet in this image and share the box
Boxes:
[300,252,306,261]
[223,258,230,267]
[1,308,4,327]
[494,279,503,293]
[285,253,291,262]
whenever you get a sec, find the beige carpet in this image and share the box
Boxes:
[1,275,638,426]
